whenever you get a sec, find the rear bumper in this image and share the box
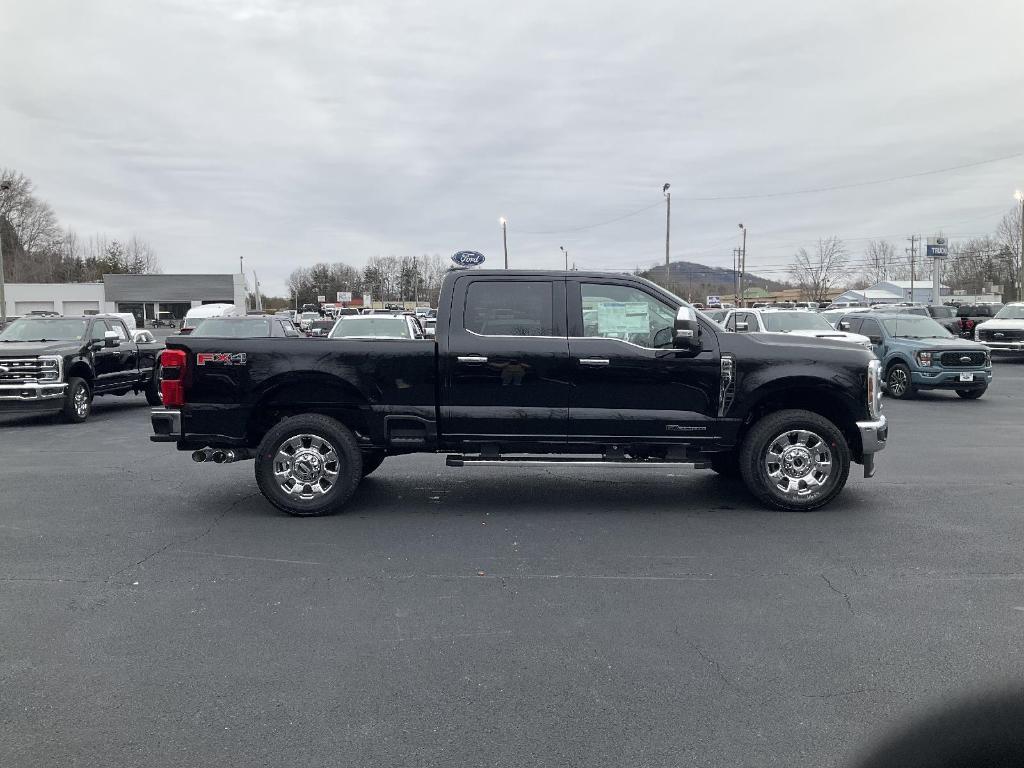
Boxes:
[911,369,992,389]
[150,408,182,442]
[0,382,67,412]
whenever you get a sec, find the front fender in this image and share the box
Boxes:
[731,365,864,424]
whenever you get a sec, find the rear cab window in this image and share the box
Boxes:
[464,281,555,337]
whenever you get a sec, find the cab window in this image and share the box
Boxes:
[859,318,882,340]
[464,281,554,337]
[580,283,676,348]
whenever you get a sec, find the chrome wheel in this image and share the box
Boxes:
[73,385,89,418]
[764,429,832,497]
[888,367,909,397]
[272,434,341,500]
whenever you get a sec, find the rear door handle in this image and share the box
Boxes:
[578,358,610,366]
[457,356,488,364]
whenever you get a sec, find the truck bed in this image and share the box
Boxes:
[166,336,438,450]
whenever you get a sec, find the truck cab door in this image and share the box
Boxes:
[440,277,569,448]
[566,279,722,444]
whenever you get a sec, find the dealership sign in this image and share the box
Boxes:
[336,291,352,303]
[451,250,486,267]
[926,236,948,257]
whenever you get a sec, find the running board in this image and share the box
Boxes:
[446,455,711,469]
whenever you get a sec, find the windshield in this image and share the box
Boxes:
[191,319,271,337]
[330,317,411,339]
[994,305,1024,320]
[928,306,956,319]
[761,312,835,332]
[0,318,87,342]
[881,316,953,338]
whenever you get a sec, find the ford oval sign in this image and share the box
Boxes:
[451,250,486,267]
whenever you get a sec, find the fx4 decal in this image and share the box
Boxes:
[196,352,248,366]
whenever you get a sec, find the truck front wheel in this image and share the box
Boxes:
[739,409,850,512]
[61,377,92,423]
[255,414,363,517]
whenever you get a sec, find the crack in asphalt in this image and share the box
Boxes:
[820,573,855,615]
[104,492,258,584]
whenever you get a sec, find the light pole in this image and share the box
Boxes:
[0,181,9,324]
[663,183,671,279]
[560,245,568,271]
[738,223,747,307]
[1015,190,1024,301]
[499,217,508,269]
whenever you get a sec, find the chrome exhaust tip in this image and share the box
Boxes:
[191,450,208,463]
[211,450,227,463]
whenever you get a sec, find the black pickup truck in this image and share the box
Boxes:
[151,271,888,513]
[0,315,162,422]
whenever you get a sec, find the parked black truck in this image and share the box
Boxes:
[151,271,888,513]
[0,315,163,422]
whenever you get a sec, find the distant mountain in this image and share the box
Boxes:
[639,260,789,301]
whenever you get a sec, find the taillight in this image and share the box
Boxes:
[160,349,187,407]
[966,319,975,330]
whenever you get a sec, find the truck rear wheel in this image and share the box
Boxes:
[255,414,363,517]
[739,409,850,512]
[144,365,162,406]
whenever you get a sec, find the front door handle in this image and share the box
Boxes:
[457,356,488,364]
[578,358,610,366]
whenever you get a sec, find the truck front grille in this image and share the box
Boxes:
[939,351,987,367]
[979,329,1024,342]
[0,357,60,383]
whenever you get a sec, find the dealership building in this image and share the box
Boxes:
[2,274,247,325]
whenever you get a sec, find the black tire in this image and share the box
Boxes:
[61,377,92,423]
[361,452,386,477]
[956,387,986,399]
[709,451,740,478]
[144,365,162,406]
[738,409,850,512]
[885,362,914,399]
[254,414,363,517]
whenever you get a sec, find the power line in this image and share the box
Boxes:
[677,150,1024,201]
[516,200,664,235]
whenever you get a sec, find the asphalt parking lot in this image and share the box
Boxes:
[2,360,1024,768]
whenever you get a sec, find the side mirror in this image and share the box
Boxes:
[673,306,701,351]
[869,335,882,345]
[838,321,851,331]
[735,321,749,333]
[103,330,120,348]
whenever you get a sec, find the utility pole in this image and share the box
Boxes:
[1015,191,1024,301]
[738,223,747,307]
[663,183,671,281]
[0,182,9,324]
[732,248,741,304]
[906,235,918,302]
[499,217,509,269]
[560,246,568,271]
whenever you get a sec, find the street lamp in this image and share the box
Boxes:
[663,183,671,276]
[560,245,568,271]
[738,223,747,307]
[499,217,508,270]
[0,181,10,324]
[1015,191,1024,301]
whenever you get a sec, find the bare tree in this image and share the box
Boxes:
[861,240,897,285]
[790,236,850,303]
[996,205,1023,299]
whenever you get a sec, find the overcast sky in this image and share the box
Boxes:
[3,0,1023,294]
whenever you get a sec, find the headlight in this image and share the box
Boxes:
[867,359,882,419]
[37,355,63,382]
[915,350,933,367]
[974,327,980,341]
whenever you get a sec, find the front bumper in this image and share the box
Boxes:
[855,414,888,479]
[911,369,992,389]
[981,341,1024,352]
[0,382,67,412]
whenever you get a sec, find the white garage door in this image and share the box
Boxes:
[14,301,55,314]
[62,301,100,315]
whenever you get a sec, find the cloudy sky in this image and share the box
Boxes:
[3,0,1024,294]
